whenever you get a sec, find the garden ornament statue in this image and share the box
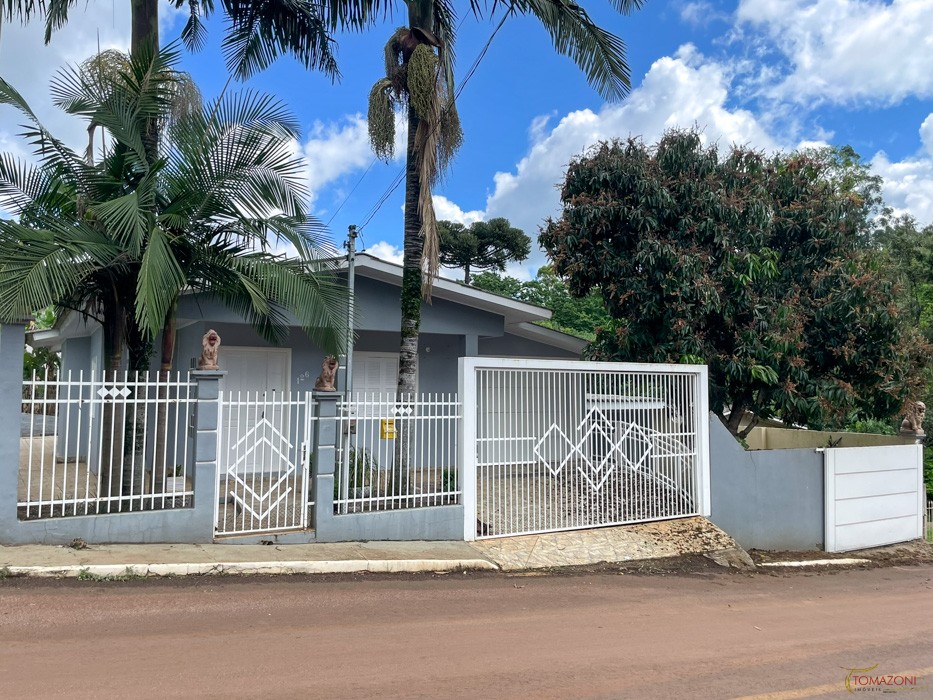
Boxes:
[314,355,339,392]
[198,330,221,370]
[899,401,926,437]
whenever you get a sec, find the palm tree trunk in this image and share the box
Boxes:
[392,101,423,499]
[130,0,158,59]
[398,101,423,398]
[153,302,177,489]
[99,305,126,512]
[131,0,159,163]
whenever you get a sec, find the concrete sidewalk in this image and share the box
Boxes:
[0,540,499,577]
[0,517,752,578]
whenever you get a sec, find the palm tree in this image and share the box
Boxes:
[367,1,644,397]
[0,47,348,505]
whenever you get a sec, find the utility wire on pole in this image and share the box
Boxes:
[343,224,358,398]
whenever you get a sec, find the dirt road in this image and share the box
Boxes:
[1,565,931,699]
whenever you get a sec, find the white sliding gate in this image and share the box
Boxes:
[216,391,315,536]
[460,358,710,540]
[823,444,924,552]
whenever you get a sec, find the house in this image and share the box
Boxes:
[32,252,586,395]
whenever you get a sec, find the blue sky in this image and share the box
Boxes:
[1,0,932,278]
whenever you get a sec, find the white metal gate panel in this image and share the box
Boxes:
[460,358,710,540]
[216,391,314,536]
[823,444,924,552]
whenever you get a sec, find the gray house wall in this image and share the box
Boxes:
[708,415,824,550]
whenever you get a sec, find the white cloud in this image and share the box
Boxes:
[872,114,933,226]
[737,0,933,104]
[0,2,133,156]
[299,114,373,209]
[365,240,403,265]
[678,0,730,26]
[472,45,779,274]
[432,195,484,225]
[299,112,406,213]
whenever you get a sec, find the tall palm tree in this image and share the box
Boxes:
[367,1,644,396]
[364,1,641,497]
[0,47,348,503]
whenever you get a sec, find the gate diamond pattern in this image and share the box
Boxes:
[533,407,655,491]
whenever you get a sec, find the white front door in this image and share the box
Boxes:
[222,347,291,473]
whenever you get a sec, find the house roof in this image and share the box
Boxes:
[32,253,589,355]
[344,253,552,327]
[506,321,588,354]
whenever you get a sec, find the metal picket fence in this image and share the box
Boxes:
[334,393,461,514]
[18,370,196,519]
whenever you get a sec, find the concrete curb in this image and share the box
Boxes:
[2,559,500,578]
[757,558,870,568]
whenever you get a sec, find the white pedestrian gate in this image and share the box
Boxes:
[460,358,710,540]
[216,391,315,536]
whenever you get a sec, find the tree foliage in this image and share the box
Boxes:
[438,218,530,284]
[541,129,926,436]
[472,266,610,341]
[0,47,348,373]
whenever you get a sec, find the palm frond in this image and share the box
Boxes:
[509,0,633,101]
[136,225,186,336]
[220,0,339,81]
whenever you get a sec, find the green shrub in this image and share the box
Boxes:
[845,418,897,435]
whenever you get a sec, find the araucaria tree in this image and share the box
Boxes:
[541,129,925,437]
[438,218,531,284]
[367,0,644,396]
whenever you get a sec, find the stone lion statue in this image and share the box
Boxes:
[314,355,339,392]
[198,329,221,370]
[899,401,926,437]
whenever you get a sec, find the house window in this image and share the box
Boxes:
[352,352,404,396]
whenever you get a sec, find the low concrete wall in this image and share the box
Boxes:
[709,415,824,550]
[317,505,465,542]
[747,426,917,450]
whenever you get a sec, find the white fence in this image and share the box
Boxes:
[216,391,315,536]
[19,371,196,519]
[335,393,461,513]
[823,445,925,552]
[461,358,710,540]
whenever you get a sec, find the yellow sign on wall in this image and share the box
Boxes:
[380,418,397,439]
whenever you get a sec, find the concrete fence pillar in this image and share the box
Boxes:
[190,370,224,534]
[0,323,26,530]
[311,391,339,533]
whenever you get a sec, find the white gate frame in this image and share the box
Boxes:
[458,357,710,541]
[214,390,316,536]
